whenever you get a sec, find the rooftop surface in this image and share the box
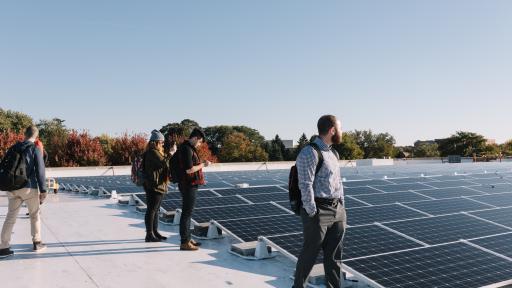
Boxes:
[0,193,295,288]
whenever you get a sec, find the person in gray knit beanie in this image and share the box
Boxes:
[149,130,165,142]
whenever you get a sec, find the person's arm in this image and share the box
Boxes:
[296,146,318,217]
[182,147,206,174]
[34,147,47,193]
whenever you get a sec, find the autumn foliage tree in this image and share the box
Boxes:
[108,133,147,165]
[0,130,25,159]
[219,132,268,162]
[65,131,107,166]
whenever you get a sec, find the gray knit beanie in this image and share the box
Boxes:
[149,129,165,141]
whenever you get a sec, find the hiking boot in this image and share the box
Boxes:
[33,242,47,252]
[0,248,14,258]
[180,241,199,251]
[154,232,167,241]
[190,239,202,247]
[145,232,161,243]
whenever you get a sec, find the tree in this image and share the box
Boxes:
[109,133,147,165]
[352,130,396,158]
[333,132,364,160]
[293,133,310,159]
[502,140,512,156]
[197,143,218,163]
[218,132,268,162]
[204,125,265,156]
[65,131,107,166]
[160,119,200,138]
[0,108,33,133]
[37,118,69,167]
[413,143,440,158]
[436,131,487,157]
[0,130,24,159]
[263,135,288,161]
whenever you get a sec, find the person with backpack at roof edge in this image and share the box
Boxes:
[293,115,346,288]
[0,126,48,258]
[142,130,171,243]
[174,128,210,251]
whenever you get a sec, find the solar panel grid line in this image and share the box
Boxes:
[463,240,512,263]
[373,223,430,247]
[209,190,223,197]
[395,202,435,217]
[465,185,494,195]
[270,201,295,215]
[261,236,300,262]
[210,220,246,243]
[461,196,499,208]
[408,190,436,200]
[235,194,254,204]
[344,242,512,288]
[463,212,512,231]
[416,182,439,189]
[345,195,373,207]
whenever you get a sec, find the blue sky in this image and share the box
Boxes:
[1,0,511,145]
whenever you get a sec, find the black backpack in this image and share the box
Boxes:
[288,143,339,215]
[0,143,33,192]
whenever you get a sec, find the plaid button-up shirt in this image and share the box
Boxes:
[296,137,344,216]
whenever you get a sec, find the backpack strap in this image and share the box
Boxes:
[309,143,324,175]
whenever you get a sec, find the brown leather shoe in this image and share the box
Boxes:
[180,241,199,251]
[190,239,202,247]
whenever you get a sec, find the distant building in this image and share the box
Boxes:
[486,139,496,145]
[282,140,294,149]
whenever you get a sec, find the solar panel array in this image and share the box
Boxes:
[56,163,512,287]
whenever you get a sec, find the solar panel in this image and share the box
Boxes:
[385,177,437,184]
[383,214,511,245]
[470,233,512,258]
[468,178,510,186]
[213,186,286,196]
[240,193,289,204]
[344,186,384,196]
[343,179,393,188]
[217,214,302,242]
[353,191,431,206]
[470,207,512,228]
[429,175,470,181]
[416,187,485,199]
[471,183,512,194]
[343,197,369,208]
[425,180,480,189]
[469,173,504,179]
[192,203,290,223]
[403,198,494,216]
[345,242,512,288]
[135,190,219,204]
[368,183,432,192]
[160,196,248,211]
[346,204,427,226]
[264,233,323,263]
[468,193,512,208]
[202,181,233,189]
[343,225,424,260]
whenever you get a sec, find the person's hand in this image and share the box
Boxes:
[204,160,211,167]
[39,193,47,204]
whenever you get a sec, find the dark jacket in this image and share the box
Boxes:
[16,141,46,193]
[179,142,205,187]
[143,148,169,194]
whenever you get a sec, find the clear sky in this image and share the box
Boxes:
[1,1,511,145]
